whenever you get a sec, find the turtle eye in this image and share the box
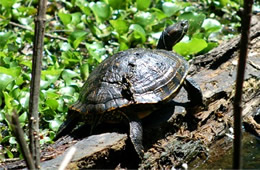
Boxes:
[180,21,186,27]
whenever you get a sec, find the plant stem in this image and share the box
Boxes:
[233,0,253,169]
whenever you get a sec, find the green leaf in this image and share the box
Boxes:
[58,12,72,26]
[76,0,91,15]
[86,42,106,63]
[18,112,27,124]
[134,11,156,27]
[129,24,146,43]
[109,19,129,34]
[136,0,151,10]
[178,12,206,35]
[62,69,80,85]
[19,92,30,109]
[0,32,12,49]
[0,73,14,91]
[59,87,76,96]
[5,148,14,158]
[162,2,182,17]
[49,119,62,131]
[202,18,221,34]
[173,38,208,56]
[80,63,89,81]
[46,99,59,111]
[9,136,17,144]
[89,1,111,23]
[0,0,16,8]
[0,66,21,78]
[69,30,87,49]
[108,0,124,9]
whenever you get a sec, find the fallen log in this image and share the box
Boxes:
[2,16,260,169]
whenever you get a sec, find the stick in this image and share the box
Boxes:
[9,113,35,170]
[233,0,253,169]
[58,147,77,170]
[28,0,48,169]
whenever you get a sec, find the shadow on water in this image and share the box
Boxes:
[195,132,260,169]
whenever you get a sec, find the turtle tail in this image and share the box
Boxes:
[54,110,81,140]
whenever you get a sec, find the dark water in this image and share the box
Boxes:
[197,132,260,169]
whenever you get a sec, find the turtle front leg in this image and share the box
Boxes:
[129,119,144,158]
[183,77,204,106]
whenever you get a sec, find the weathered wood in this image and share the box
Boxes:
[2,16,260,170]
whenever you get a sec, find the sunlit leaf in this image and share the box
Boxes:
[162,2,182,17]
[69,30,87,49]
[89,1,111,23]
[49,119,62,131]
[110,19,129,34]
[134,11,156,27]
[129,24,146,43]
[58,12,72,26]
[0,32,12,49]
[137,0,151,10]
[174,38,208,56]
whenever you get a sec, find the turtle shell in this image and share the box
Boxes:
[71,48,189,117]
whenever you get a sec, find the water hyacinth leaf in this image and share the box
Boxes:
[134,11,156,27]
[75,0,91,15]
[0,32,12,49]
[86,42,106,63]
[162,2,182,17]
[59,42,72,51]
[19,92,30,109]
[58,12,72,26]
[62,69,80,85]
[18,112,27,124]
[0,73,14,91]
[80,63,89,81]
[70,12,81,25]
[89,1,111,22]
[129,24,146,43]
[46,99,59,111]
[108,0,124,9]
[5,148,14,158]
[18,17,33,26]
[0,0,16,8]
[152,8,167,20]
[178,12,206,35]
[136,0,151,10]
[59,86,75,96]
[202,18,221,34]
[174,38,208,56]
[110,19,129,34]
[69,30,87,49]
[49,119,62,131]
[0,66,21,78]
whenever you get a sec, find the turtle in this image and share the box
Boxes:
[56,20,203,158]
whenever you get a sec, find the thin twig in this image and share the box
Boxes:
[58,147,77,170]
[28,0,48,169]
[8,113,35,170]
[233,0,253,169]
[0,18,87,46]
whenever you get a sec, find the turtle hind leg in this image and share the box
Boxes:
[183,77,204,106]
[129,119,144,159]
[54,110,81,140]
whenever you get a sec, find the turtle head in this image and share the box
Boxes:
[157,20,189,51]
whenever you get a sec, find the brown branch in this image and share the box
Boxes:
[28,0,48,169]
[233,0,253,169]
[8,113,35,170]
